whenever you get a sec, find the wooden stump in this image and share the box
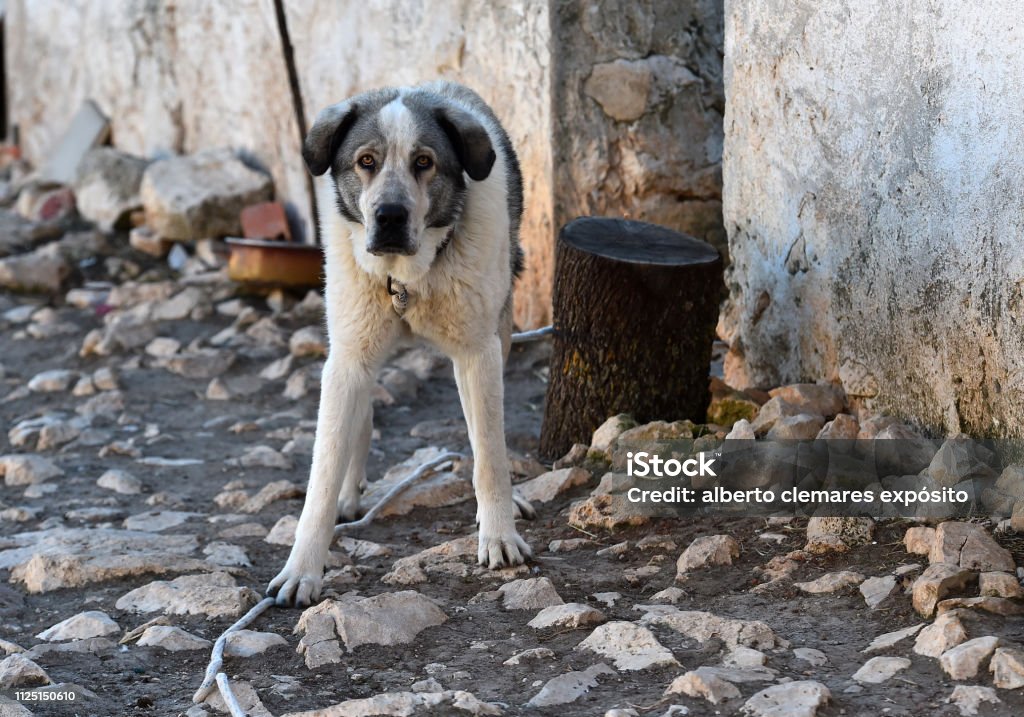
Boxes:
[539,217,723,458]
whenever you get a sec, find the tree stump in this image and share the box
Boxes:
[539,217,723,458]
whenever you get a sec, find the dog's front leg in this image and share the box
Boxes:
[453,335,532,567]
[268,357,373,606]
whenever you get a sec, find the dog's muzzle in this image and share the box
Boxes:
[367,203,416,256]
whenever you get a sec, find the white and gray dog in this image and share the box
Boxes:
[268,81,534,607]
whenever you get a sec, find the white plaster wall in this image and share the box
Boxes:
[724,0,1024,435]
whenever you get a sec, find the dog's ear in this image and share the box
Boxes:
[303,100,359,176]
[434,106,495,181]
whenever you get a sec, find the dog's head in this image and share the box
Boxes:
[304,88,495,281]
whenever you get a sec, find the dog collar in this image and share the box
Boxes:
[385,227,455,319]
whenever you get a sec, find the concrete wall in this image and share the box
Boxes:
[723,0,1024,436]
[6,0,723,330]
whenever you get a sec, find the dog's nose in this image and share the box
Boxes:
[374,203,409,228]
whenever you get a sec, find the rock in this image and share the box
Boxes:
[361,454,471,517]
[73,147,148,231]
[816,414,859,439]
[946,686,1000,717]
[27,368,78,392]
[96,469,142,495]
[940,636,1000,680]
[337,537,391,561]
[548,538,595,553]
[930,522,1015,572]
[136,625,212,651]
[742,681,830,717]
[289,325,327,357]
[527,662,616,707]
[499,577,564,610]
[990,646,1024,689]
[793,647,828,666]
[264,515,298,546]
[165,349,236,379]
[750,397,803,435]
[859,575,899,608]
[615,419,695,446]
[794,570,865,594]
[638,606,784,649]
[115,572,258,619]
[0,454,63,486]
[666,668,741,704]
[864,623,924,653]
[528,603,606,629]
[517,467,591,503]
[203,542,251,567]
[575,621,678,670]
[238,480,304,513]
[727,419,756,439]
[123,510,202,532]
[503,647,555,666]
[722,647,767,668]
[141,148,273,239]
[978,571,1024,598]
[224,630,287,658]
[129,225,170,257]
[852,656,911,684]
[677,535,740,574]
[36,611,120,641]
[0,654,50,689]
[260,354,294,381]
[929,440,995,488]
[912,563,977,617]
[151,287,204,321]
[203,679,273,717]
[0,527,205,592]
[591,414,638,453]
[228,445,293,470]
[145,336,182,358]
[805,516,874,551]
[381,535,477,586]
[279,690,501,717]
[905,526,936,555]
[766,414,825,440]
[295,592,446,668]
[936,596,1024,616]
[649,586,686,604]
[768,384,845,417]
[0,209,62,258]
[0,241,70,293]
[584,60,651,122]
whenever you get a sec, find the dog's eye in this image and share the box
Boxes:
[358,154,376,170]
[414,155,433,170]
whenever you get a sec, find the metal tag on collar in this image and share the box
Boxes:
[386,275,408,317]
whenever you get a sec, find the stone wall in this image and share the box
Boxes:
[551,0,725,259]
[6,0,723,329]
[723,0,1024,436]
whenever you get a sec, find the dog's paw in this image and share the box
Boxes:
[336,492,363,523]
[267,558,325,608]
[512,489,536,520]
[477,525,532,569]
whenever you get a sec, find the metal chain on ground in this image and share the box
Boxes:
[192,452,463,715]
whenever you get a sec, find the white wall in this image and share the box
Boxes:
[723,0,1024,435]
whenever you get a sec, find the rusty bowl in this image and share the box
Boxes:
[226,238,323,288]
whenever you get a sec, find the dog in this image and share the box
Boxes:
[268,81,535,607]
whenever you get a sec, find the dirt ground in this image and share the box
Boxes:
[1,263,1023,717]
